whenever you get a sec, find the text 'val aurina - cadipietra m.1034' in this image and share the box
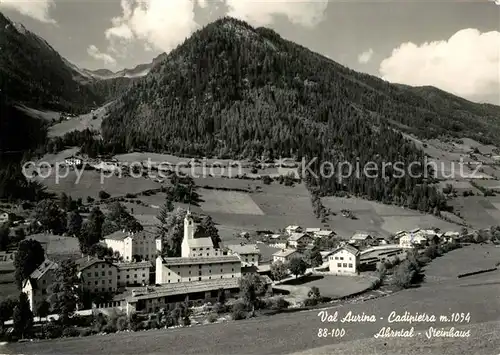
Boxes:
[317,310,472,339]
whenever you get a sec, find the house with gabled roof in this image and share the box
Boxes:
[272,249,303,263]
[287,232,313,249]
[327,244,360,275]
[76,256,118,294]
[226,243,261,266]
[285,225,302,236]
[22,259,58,311]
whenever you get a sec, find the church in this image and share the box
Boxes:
[155,210,242,284]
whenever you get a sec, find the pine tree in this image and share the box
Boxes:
[13,292,33,338]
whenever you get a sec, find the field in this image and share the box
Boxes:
[33,170,161,200]
[27,234,80,256]
[48,103,112,137]
[277,274,374,302]
[321,197,461,237]
[7,245,500,355]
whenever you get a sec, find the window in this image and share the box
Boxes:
[118,276,120,279]
[126,275,130,279]
[134,274,137,278]
[178,279,180,282]
[95,272,98,277]
[199,265,202,269]
[108,271,112,275]
[231,268,234,272]
[340,257,344,260]
[189,271,191,275]
[109,287,112,291]
[189,278,191,281]
[206,248,210,250]
[102,280,105,284]
[87,272,91,277]
[88,282,91,286]
[199,277,202,281]
[101,271,105,276]
[95,281,98,285]
[198,271,202,276]
[349,257,352,261]
[102,265,105,268]
[168,272,170,276]
[348,264,353,268]
[207,253,209,256]
[337,263,341,267]
[343,263,347,268]
[220,269,223,272]
[334,257,338,260]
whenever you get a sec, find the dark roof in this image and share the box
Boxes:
[161,255,241,266]
[104,229,155,241]
[330,244,360,257]
[76,257,117,271]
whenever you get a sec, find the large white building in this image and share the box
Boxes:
[226,243,261,267]
[103,229,159,262]
[156,211,242,285]
[115,261,152,287]
[76,257,118,294]
[328,245,360,275]
[22,259,58,311]
[272,249,303,263]
[398,231,428,249]
[155,256,242,284]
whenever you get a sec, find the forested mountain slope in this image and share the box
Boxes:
[0,13,102,113]
[102,17,500,158]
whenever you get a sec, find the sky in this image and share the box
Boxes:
[1,0,499,104]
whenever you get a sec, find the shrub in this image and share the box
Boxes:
[125,193,136,198]
[79,328,92,337]
[304,298,319,307]
[207,313,218,323]
[231,301,248,320]
[392,259,422,288]
[417,256,432,265]
[62,327,80,338]
[116,316,129,331]
[214,303,229,314]
[308,287,321,299]
[98,190,111,199]
[231,309,247,320]
[261,175,272,185]
[102,323,117,334]
[424,245,439,259]
[272,297,290,310]
[45,323,63,339]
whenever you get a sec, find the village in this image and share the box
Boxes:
[2,209,467,325]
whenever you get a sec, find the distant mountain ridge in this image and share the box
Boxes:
[0,12,102,113]
[84,53,166,80]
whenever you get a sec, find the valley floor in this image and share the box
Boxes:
[5,244,500,355]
